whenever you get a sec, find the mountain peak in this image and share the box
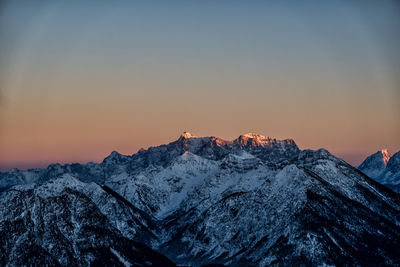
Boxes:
[237,133,272,143]
[179,131,196,139]
[235,133,296,148]
[103,150,130,164]
[241,133,268,139]
[380,149,391,165]
[358,149,392,179]
[358,149,399,189]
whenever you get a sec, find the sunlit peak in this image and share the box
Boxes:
[180,132,196,139]
[380,149,391,165]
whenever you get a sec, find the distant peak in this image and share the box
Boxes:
[358,149,392,170]
[103,151,121,161]
[380,149,391,165]
[110,150,121,156]
[103,150,129,164]
[180,132,196,139]
[235,133,296,148]
[241,133,270,140]
[237,133,272,143]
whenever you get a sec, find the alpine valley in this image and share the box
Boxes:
[1,133,399,266]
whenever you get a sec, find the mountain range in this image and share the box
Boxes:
[1,132,399,266]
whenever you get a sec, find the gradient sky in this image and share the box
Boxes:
[0,0,399,170]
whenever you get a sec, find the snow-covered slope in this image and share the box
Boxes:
[359,150,400,193]
[0,175,175,266]
[1,133,400,266]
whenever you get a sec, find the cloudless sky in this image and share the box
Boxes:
[0,0,399,170]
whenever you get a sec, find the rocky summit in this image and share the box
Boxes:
[1,133,399,266]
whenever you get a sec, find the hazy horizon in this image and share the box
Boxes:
[1,0,399,171]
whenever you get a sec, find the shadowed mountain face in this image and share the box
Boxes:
[359,150,400,193]
[1,133,399,266]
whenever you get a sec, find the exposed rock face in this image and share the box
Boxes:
[1,133,399,266]
[359,150,400,193]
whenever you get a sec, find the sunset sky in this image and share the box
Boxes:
[0,0,399,170]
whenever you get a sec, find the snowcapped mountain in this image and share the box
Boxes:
[1,133,399,266]
[358,149,391,178]
[359,150,400,193]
